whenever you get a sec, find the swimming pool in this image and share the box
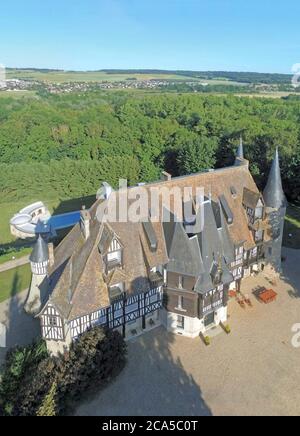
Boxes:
[46,211,81,230]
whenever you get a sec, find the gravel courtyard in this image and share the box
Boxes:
[76,247,300,417]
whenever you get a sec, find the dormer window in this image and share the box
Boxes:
[107,249,122,268]
[99,231,124,273]
[109,282,124,302]
[255,199,264,220]
[178,275,183,289]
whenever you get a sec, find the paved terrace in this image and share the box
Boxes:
[76,247,300,416]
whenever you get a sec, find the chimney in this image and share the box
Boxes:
[48,243,55,267]
[96,182,113,200]
[161,171,172,182]
[80,206,91,240]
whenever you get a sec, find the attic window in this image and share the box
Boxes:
[142,221,158,252]
[210,261,222,285]
[109,283,124,302]
[219,195,234,225]
[230,186,237,198]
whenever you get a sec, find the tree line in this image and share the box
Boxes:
[0,91,299,203]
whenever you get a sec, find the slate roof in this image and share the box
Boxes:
[30,235,49,263]
[167,222,205,276]
[243,187,261,209]
[263,148,287,209]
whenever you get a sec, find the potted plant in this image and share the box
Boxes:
[220,322,231,334]
[200,332,211,346]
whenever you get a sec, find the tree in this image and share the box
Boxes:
[177,135,218,175]
[36,382,58,417]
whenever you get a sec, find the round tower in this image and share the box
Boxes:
[25,235,50,314]
[30,234,50,274]
[263,148,287,273]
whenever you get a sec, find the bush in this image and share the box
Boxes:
[36,382,58,417]
[0,327,127,416]
[58,327,127,413]
[0,340,48,416]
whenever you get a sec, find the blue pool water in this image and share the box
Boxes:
[46,211,81,230]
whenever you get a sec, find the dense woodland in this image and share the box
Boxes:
[0,91,300,204]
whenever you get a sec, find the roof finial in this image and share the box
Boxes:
[234,136,245,166]
[263,147,286,209]
[237,136,244,159]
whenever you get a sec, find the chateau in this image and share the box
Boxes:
[25,144,287,355]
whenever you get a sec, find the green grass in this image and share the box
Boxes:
[0,196,94,246]
[0,264,31,303]
[0,195,95,264]
[0,248,31,265]
[283,204,300,249]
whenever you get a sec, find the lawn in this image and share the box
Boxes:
[0,196,94,245]
[0,195,95,262]
[0,247,31,265]
[283,204,300,249]
[7,70,201,83]
[0,264,31,303]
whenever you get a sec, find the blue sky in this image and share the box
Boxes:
[0,0,299,73]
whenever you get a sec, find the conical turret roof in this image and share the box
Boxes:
[263,148,287,209]
[236,137,244,159]
[235,137,245,166]
[30,234,49,263]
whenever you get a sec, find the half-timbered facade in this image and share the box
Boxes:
[27,144,286,355]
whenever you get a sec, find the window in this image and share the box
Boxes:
[255,230,263,242]
[49,316,57,327]
[177,315,185,330]
[268,247,272,256]
[107,250,122,263]
[178,275,183,289]
[177,295,184,310]
[255,207,263,220]
[106,249,123,272]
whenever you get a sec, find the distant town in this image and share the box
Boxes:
[1,68,299,95]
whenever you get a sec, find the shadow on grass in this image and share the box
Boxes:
[283,204,300,249]
[279,247,300,299]
[0,270,40,366]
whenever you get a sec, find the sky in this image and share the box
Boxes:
[0,0,299,73]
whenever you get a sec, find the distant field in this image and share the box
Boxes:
[234,92,294,99]
[6,69,250,86]
[7,69,200,83]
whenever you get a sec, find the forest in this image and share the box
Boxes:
[0,91,300,207]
